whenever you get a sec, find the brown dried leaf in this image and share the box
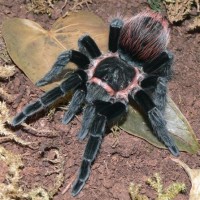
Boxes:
[195,0,200,12]
[0,101,32,146]
[0,65,16,102]
[0,65,15,79]
[188,15,200,30]
[0,145,52,200]
[164,0,193,23]
[2,11,108,91]
[0,88,13,103]
[27,0,61,15]
[172,158,200,200]
[69,0,93,11]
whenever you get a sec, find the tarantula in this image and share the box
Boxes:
[12,11,180,196]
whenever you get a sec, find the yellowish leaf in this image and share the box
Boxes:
[2,11,108,91]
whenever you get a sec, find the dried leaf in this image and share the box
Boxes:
[0,145,55,200]
[68,0,93,12]
[0,65,16,102]
[129,182,149,200]
[2,11,108,91]
[129,173,185,200]
[27,0,61,15]
[0,101,32,146]
[120,97,200,154]
[171,158,200,200]
[164,0,193,23]
[27,0,93,16]
[196,0,200,12]
[188,15,200,31]
[0,65,15,79]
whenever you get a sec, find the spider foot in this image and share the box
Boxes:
[62,89,86,124]
[72,114,106,196]
[12,71,87,126]
[148,107,179,157]
[133,90,180,157]
[72,101,126,196]
[71,159,91,196]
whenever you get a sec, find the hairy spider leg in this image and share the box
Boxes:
[109,19,123,53]
[141,75,168,114]
[130,89,179,157]
[62,87,86,124]
[77,104,96,140]
[77,82,113,140]
[141,51,174,113]
[36,50,90,87]
[143,51,173,78]
[78,35,101,59]
[71,101,126,196]
[12,70,88,126]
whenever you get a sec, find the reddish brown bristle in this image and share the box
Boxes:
[119,11,170,61]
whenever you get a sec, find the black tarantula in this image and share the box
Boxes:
[12,11,180,196]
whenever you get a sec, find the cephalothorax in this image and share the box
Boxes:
[12,11,179,196]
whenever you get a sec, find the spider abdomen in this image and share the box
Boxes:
[93,57,135,91]
[119,11,170,62]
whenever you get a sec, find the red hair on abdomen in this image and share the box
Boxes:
[119,11,170,61]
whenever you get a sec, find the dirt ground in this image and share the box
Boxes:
[0,0,200,199]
